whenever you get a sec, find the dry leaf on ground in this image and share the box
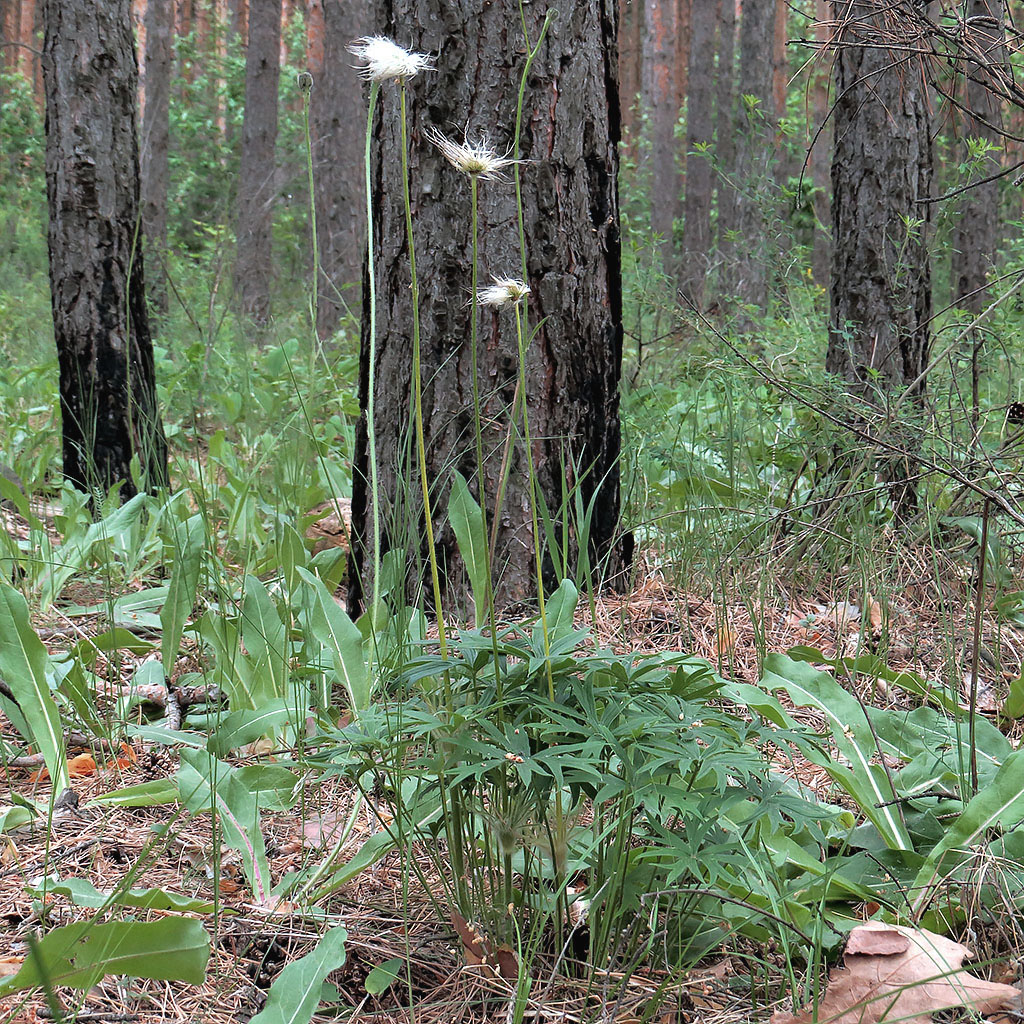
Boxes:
[772,921,1021,1024]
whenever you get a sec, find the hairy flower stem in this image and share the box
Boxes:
[400,82,448,659]
[514,298,567,900]
[468,179,502,685]
[364,81,382,624]
[513,304,553,701]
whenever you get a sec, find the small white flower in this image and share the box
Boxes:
[477,277,531,308]
[347,36,434,82]
[425,126,518,181]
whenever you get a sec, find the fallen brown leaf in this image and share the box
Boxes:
[450,911,519,981]
[773,922,1021,1024]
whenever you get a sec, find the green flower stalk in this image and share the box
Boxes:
[348,35,433,626]
[400,82,448,657]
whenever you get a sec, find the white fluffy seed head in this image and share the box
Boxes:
[347,36,434,82]
[425,126,518,181]
[477,277,531,308]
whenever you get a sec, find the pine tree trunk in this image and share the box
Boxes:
[235,0,281,325]
[42,0,168,497]
[309,0,368,339]
[724,0,775,315]
[349,0,628,614]
[714,0,736,298]
[618,0,644,149]
[828,0,932,398]
[642,0,680,264]
[950,0,1004,314]
[679,0,718,308]
[809,0,831,287]
[141,0,172,316]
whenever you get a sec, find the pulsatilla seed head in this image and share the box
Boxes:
[425,126,518,182]
[347,36,434,82]
[477,277,530,308]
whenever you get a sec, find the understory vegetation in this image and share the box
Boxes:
[2,13,1024,1024]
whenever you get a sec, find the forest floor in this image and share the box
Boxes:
[1,538,1021,1023]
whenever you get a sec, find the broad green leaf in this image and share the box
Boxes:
[364,957,403,995]
[29,877,217,914]
[0,916,210,995]
[178,749,271,901]
[86,777,180,808]
[232,765,299,811]
[448,472,489,627]
[248,926,347,1024]
[0,582,68,790]
[298,568,370,714]
[207,701,293,756]
[912,748,1024,913]
[752,656,912,850]
[0,804,35,833]
[533,579,579,653]
[196,611,258,709]
[1004,672,1024,719]
[241,576,288,704]
[161,513,205,668]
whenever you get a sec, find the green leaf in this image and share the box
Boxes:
[29,877,217,914]
[533,579,578,653]
[241,575,288,704]
[178,749,271,901]
[0,803,35,833]
[448,472,489,627]
[912,747,1024,913]
[297,568,370,715]
[752,655,913,851]
[364,957,403,995]
[0,916,210,995]
[86,777,180,808]
[248,926,347,1024]
[161,513,205,668]
[0,582,69,790]
[207,701,293,756]
[1003,671,1024,719]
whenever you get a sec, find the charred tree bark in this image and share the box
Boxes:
[679,0,718,307]
[308,0,368,339]
[828,0,932,398]
[42,0,168,497]
[141,0,172,317]
[235,0,281,325]
[349,0,628,614]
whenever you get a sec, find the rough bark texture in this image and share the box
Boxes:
[235,0,281,324]
[714,0,736,296]
[809,0,831,287]
[828,0,932,397]
[42,0,168,497]
[642,0,681,262]
[679,0,718,307]
[724,0,776,313]
[349,0,628,614]
[141,0,172,316]
[950,0,1004,313]
[618,0,644,146]
[308,0,368,339]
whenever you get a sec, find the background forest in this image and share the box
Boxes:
[3,1,1024,1023]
